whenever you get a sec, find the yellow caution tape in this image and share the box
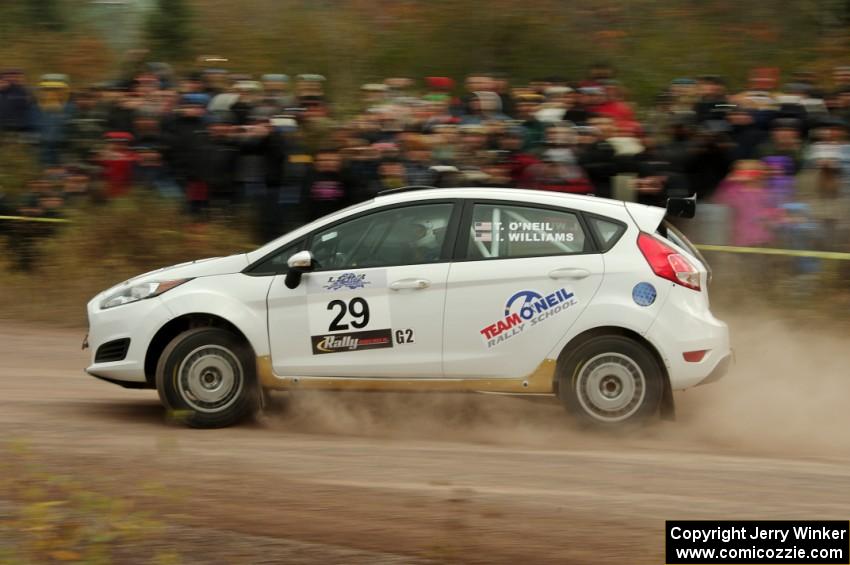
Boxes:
[0,215,72,224]
[696,244,850,261]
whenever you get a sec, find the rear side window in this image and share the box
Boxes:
[465,203,589,260]
[587,216,626,252]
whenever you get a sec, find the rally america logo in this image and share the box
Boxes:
[311,329,393,355]
[479,288,578,348]
[323,272,370,291]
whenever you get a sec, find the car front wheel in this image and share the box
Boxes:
[156,327,258,428]
[559,335,663,427]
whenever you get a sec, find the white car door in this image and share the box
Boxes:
[267,201,459,378]
[443,200,605,379]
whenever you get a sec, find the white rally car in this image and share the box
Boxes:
[85,187,730,428]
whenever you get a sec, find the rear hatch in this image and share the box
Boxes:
[624,200,711,290]
[657,220,711,281]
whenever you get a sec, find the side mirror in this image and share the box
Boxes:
[284,250,314,289]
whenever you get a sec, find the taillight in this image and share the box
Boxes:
[637,232,701,291]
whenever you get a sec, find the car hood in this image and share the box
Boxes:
[95,254,250,301]
[130,253,250,282]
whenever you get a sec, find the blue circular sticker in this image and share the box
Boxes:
[632,282,657,307]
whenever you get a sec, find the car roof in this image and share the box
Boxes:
[374,187,627,211]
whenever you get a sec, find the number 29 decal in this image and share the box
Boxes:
[327,297,370,332]
[322,296,414,346]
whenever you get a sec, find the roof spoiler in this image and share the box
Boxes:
[666,195,696,219]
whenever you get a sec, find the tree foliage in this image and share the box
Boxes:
[145,0,194,61]
[1,0,849,104]
[185,0,850,104]
[0,0,64,38]
[26,0,65,31]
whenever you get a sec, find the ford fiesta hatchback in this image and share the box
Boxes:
[85,187,730,428]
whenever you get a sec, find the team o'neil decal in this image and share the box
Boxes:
[480,288,578,348]
[311,329,393,354]
[632,282,657,307]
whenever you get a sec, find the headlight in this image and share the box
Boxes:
[100,279,191,309]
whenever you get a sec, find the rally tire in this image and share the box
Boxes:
[155,327,258,428]
[559,336,663,428]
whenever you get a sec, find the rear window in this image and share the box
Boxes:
[660,221,700,257]
[586,216,626,252]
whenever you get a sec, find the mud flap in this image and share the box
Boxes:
[660,376,676,421]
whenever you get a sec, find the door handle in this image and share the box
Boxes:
[548,268,591,280]
[389,278,431,290]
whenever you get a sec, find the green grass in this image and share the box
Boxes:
[0,440,180,565]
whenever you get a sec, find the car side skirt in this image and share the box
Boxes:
[256,356,557,394]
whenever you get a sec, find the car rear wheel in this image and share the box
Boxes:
[156,327,258,428]
[559,335,663,427]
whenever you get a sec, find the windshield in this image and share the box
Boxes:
[246,198,377,262]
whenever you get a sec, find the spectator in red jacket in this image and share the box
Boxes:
[594,80,636,127]
[498,127,540,187]
[97,132,137,197]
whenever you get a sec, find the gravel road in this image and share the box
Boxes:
[2,317,849,564]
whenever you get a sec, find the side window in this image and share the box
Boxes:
[587,216,626,252]
[246,240,305,275]
[310,203,454,270]
[466,203,589,260]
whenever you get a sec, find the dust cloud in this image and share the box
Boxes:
[667,312,850,458]
[263,310,850,460]
[264,388,587,447]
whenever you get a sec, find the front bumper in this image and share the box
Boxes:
[87,372,151,389]
[85,295,173,385]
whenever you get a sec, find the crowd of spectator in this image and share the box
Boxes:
[1,60,850,264]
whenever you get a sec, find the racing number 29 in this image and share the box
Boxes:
[327,298,370,332]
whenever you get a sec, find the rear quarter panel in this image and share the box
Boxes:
[546,223,675,366]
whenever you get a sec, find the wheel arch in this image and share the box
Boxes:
[144,313,256,387]
[552,325,674,418]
